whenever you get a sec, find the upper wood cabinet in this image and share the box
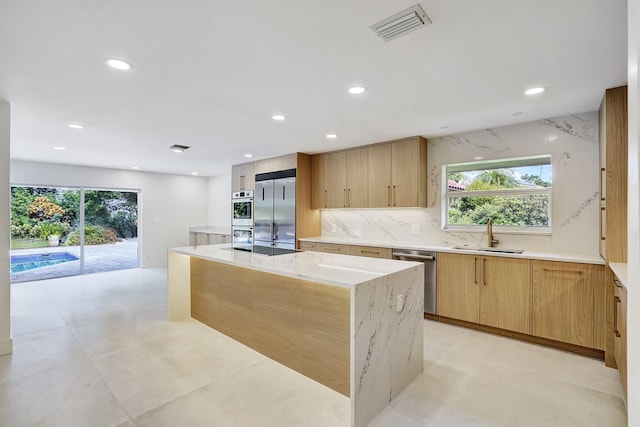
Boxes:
[311,149,369,208]
[232,162,255,191]
[531,260,602,348]
[254,153,297,175]
[437,252,531,334]
[311,136,427,209]
[599,86,628,262]
[368,137,428,208]
[346,148,369,208]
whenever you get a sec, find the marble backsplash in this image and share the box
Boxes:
[320,112,600,256]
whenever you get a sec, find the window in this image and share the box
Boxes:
[444,155,552,232]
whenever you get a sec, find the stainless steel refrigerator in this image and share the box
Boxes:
[254,169,296,250]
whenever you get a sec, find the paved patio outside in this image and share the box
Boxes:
[10,238,139,282]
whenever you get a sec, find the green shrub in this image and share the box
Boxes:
[65,225,121,246]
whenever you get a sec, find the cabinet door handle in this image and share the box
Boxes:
[614,279,623,288]
[474,257,478,285]
[324,190,327,208]
[324,247,341,252]
[393,185,397,206]
[614,296,621,337]
[387,186,391,207]
[361,250,380,255]
[343,189,346,207]
[348,188,351,207]
[483,258,487,286]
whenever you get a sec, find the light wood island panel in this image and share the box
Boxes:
[190,257,350,396]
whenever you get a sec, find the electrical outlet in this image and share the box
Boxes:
[396,294,406,312]
[411,224,421,235]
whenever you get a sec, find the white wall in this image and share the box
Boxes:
[627,0,639,423]
[10,161,209,268]
[207,170,232,227]
[0,102,12,355]
[322,112,600,256]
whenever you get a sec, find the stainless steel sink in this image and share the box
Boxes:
[451,245,524,254]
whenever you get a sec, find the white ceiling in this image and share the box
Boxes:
[0,0,628,177]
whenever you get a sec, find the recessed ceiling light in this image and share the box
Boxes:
[512,112,523,116]
[326,133,338,139]
[544,134,558,142]
[474,156,484,160]
[131,166,139,170]
[105,58,133,71]
[348,86,366,95]
[191,172,198,176]
[53,146,66,150]
[67,123,84,129]
[169,144,190,153]
[525,87,545,96]
[440,126,449,130]
[272,114,286,121]
[244,153,253,158]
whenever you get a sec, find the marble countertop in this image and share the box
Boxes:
[298,236,605,265]
[170,244,421,289]
[609,262,629,290]
[188,226,231,235]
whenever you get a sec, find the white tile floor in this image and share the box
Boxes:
[0,268,627,426]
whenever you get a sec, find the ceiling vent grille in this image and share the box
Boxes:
[370,4,432,42]
[169,144,191,152]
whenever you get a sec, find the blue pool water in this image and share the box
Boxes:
[10,252,80,274]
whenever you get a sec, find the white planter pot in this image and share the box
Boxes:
[47,235,60,247]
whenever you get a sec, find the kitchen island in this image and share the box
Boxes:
[168,244,424,427]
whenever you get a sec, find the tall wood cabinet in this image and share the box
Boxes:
[437,253,531,334]
[599,85,628,261]
[311,136,427,209]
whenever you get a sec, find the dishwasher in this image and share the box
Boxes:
[392,249,437,315]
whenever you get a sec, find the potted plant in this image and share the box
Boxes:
[39,222,64,247]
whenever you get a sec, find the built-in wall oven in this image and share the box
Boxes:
[232,190,254,250]
[232,190,253,226]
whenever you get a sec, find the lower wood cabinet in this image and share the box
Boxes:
[349,245,392,259]
[299,241,392,259]
[315,242,351,255]
[531,260,605,349]
[613,277,627,392]
[438,253,531,334]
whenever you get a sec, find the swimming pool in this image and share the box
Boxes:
[10,252,80,274]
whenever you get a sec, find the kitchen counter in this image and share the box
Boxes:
[299,236,605,265]
[170,243,419,289]
[188,225,231,235]
[167,244,424,427]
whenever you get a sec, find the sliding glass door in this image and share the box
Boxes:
[10,185,139,283]
[82,189,139,274]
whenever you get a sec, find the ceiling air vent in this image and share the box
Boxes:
[169,144,191,153]
[370,4,432,42]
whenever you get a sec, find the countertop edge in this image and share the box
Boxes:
[609,262,629,289]
[298,236,605,265]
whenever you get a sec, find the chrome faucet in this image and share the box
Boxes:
[486,218,499,247]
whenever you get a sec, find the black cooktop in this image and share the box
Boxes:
[232,245,299,256]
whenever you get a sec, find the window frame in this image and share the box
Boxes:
[442,155,552,235]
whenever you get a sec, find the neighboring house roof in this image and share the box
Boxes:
[448,180,466,191]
